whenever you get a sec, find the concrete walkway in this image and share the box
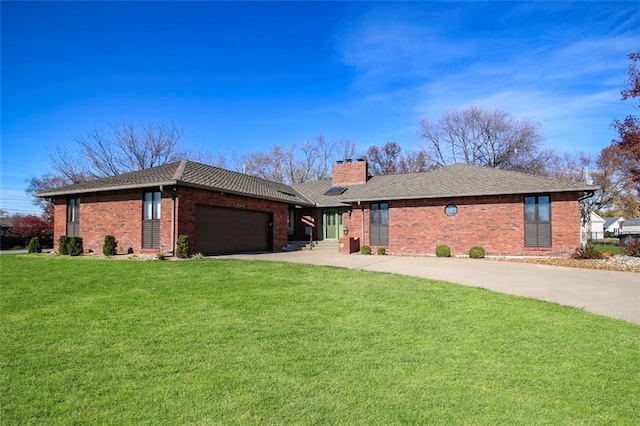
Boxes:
[219,251,640,325]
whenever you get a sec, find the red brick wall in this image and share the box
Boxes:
[52,201,66,251]
[332,160,368,186]
[342,193,581,256]
[52,190,173,254]
[175,187,290,253]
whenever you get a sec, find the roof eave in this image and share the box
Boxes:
[35,179,315,207]
[35,181,179,197]
[339,187,600,203]
[314,201,351,208]
[177,181,315,207]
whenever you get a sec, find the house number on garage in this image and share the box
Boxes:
[236,202,246,208]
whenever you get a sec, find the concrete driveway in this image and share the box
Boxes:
[219,251,640,325]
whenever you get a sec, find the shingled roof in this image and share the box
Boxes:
[36,161,598,206]
[36,160,314,206]
[335,164,597,202]
[291,180,350,207]
[264,164,598,206]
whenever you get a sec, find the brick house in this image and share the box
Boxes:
[37,159,597,257]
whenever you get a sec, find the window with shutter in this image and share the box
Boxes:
[142,191,161,249]
[67,198,80,237]
[524,195,551,247]
[370,202,389,246]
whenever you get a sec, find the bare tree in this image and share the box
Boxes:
[51,121,186,179]
[366,142,402,175]
[289,136,334,184]
[417,106,547,171]
[365,142,432,175]
[26,174,75,222]
[235,136,359,184]
[50,146,94,184]
[545,152,594,183]
[399,150,432,173]
[333,138,357,165]
[238,144,293,183]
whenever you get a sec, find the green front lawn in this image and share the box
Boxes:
[2,256,639,424]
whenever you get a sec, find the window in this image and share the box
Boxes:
[370,202,389,246]
[445,204,457,216]
[288,209,295,235]
[524,195,551,247]
[143,191,161,249]
[67,197,80,237]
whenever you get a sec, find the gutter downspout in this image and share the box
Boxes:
[358,201,364,244]
[578,190,596,249]
[159,185,176,256]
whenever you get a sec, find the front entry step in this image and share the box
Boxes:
[283,240,339,252]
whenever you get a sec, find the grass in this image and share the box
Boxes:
[592,244,624,255]
[2,255,639,425]
[590,238,623,255]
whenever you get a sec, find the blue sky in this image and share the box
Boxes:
[2,1,638,215]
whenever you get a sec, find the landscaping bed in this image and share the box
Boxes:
[494,255,640,272]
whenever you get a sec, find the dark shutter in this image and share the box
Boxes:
[524,196,551,248]
[142,219,160,249]
[525,223,551,247]
[142,191,161,249]
[66,221,79,237]
[537,223,551,247]
[370,202,389,246]
[67,198,80,237]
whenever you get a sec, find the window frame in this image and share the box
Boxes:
[370,201,389,246]
[142,191,162,249]
[445,204,458,216]
[524,195,551,248]
[66,197,80,237]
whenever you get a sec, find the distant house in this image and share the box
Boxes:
[604,217,625,236]
[36,159,598,257]
[0,217,23,251]
[588,211,606,240]
[619,218,640,245]
[0,217,13,237]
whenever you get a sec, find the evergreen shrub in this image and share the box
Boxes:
[435,244,451,257]
[176,234,190,259]
[27,237,42,254]
[103,235,118,256]
[68,237,83,256]
[468,246,485,259]
[58,236,70,255]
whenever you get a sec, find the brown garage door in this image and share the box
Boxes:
[194,206,272,255]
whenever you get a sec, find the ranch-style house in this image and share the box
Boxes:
[37,159,598,257]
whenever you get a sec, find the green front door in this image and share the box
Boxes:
[324,210,338,240]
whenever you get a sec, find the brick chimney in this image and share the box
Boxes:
[332,158,368,186]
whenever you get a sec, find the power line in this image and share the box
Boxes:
[0,208,43,215]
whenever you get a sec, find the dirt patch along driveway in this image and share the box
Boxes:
[219,251,640,325]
